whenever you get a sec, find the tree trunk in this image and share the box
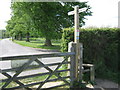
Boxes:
[15,35,19,40]
[12,37,14,41]
[26,32,30,42]
[14,35,16,40]
[44,38,52,46]
[19,33,22,41]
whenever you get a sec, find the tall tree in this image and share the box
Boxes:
[6,3,35,42]
[6,16,17,39]
[10,2,92,46]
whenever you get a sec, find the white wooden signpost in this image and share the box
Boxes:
[68,6,86,82]
[68,6,86,43]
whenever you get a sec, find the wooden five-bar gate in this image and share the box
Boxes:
[0,42,94,90]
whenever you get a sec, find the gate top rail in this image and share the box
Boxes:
[0,52,75,61]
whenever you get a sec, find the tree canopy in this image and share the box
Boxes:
[6,2,92,46]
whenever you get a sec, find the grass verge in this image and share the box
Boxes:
[1,67,69,89]
[13,38,61,50]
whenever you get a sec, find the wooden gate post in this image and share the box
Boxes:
[90,65,95,82]
[79,43,83,81]
[68,42,78,87]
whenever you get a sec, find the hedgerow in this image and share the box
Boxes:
[61,27,119,83]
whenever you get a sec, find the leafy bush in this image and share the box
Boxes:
[61,28,119,82]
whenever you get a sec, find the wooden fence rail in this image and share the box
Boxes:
[0,42,94,90]
[0,52,75,90]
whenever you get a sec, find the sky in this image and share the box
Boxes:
[0,0,11,30]
[0,0,119,30]
[82,0,119,28]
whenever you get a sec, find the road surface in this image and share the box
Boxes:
[0,39,63,79]
[0,38,59,57]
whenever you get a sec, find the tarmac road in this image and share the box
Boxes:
[0,38,57,57]
[0,38,63,79]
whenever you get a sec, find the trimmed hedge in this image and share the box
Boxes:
[61,28,119,82]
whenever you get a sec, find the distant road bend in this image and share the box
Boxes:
[0,38,58,57]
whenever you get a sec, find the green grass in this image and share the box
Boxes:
[1,66,69,89]
[14,38,61,50]
[1,74,58,88]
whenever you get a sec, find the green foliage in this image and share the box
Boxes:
[26,2,92,39]
[61,28,119,82]
[7,2,92,44]
[6,2,39,41]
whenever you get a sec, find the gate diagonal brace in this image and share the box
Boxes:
[2,72,31,90]
[2,56,37,89]
[36,57,69,90]
[35,58,70,85]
